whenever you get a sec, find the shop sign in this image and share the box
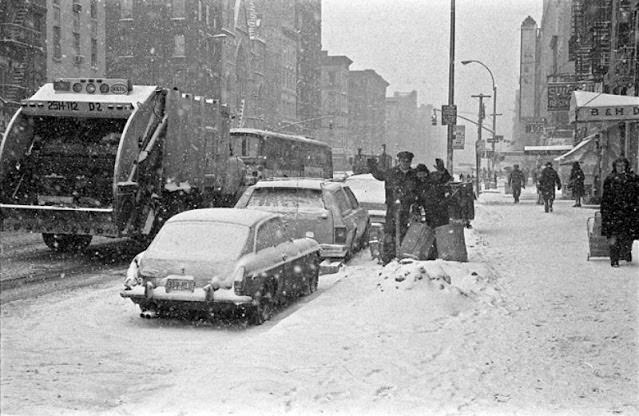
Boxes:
[548,82,582,111]
[452,125,465,149]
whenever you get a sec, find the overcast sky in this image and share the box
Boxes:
[322,0,544,165]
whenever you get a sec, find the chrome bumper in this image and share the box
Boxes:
[120,285,253,305]
[320,243,349,258]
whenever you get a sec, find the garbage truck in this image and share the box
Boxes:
[0,78,246,251]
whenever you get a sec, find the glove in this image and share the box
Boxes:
[557,185,561,190]
[366,158,377,168]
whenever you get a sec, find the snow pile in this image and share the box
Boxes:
[115,256,506,416]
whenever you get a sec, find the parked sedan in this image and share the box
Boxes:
[342,173,387,262]
[234,178,370,259]
[120,208,321,325]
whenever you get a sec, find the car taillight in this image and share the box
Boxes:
[334,227,347,244]
[232,267,246,295]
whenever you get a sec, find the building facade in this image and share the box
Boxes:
[319,51,351,154]
[295,0,321,135]
[0,0,47,132]
[47,0,106,81]
[347,69,388,155]
[385,90,418,158]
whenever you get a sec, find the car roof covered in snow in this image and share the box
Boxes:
[167,208,278,226]
[252,177,340,191]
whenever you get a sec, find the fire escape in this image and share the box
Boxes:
[0,0,46,103]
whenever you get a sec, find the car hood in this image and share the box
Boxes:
[139,255,236,288]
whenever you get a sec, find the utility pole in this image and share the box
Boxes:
[472,93,490,196]
[446,0,456,174]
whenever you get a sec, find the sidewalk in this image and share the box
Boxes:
[462,186,638,414]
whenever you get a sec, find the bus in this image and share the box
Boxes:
[230,128,333,183]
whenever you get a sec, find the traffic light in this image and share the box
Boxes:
[431,110,437,125]
[480,103,486,120]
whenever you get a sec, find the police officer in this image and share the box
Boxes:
[368,151,418,265]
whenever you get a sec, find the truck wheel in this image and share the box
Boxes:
[248,285,274,325]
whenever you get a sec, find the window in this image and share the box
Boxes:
[91,38,98,67]
[173,34,185,57]
[90,0,97,19]
[121,0,132,19]
[53,26,61,59]
[53,6,61,24]
[256,220,286,251]
[343,187,360,209]
[73,32,81,56]
[120,30,132,56]
[333,188,352,214]
[172,0,185,18]
[73,6,81,32]
[328,71,336,87]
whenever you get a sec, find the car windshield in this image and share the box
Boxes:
[246,187,324,209]
[147,221,250,260]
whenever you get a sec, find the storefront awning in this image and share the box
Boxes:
[554,135,597,165]
[570,90,639,123]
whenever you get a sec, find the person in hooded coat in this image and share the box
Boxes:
[538,161,562,213]
[600,157,639,267]
[568,161,586,207]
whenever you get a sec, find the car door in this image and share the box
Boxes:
[254,219,288,299]
[331,187,358,248]
[343,185,369,241]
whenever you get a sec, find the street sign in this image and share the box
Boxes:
[452,125,465,149]
[441,104,457,125]
[486,134,503,143]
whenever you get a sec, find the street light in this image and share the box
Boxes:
[462,59,497,188]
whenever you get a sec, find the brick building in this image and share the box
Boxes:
[319,51,351,155]
[347,69,388,155]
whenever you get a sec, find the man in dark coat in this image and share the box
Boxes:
[568,161,586,207]
[368,151,418,265]
[538,161,562,213]
[508,164,526,203]
[600,157,639,267]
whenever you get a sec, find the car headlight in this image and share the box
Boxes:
[232,267,246,295]
[123,254,143,289]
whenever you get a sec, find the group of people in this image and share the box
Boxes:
[367,151,455,265]
[510,161,583,212]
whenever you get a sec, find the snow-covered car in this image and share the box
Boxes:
[342,173,387,261]
[120,208,321,325]
[234,178,370,259]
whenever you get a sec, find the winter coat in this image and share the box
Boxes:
[568,165,586,197]
[415,175,450,228]
[508,168,526,188]
[370,163,418,214]
[600,164,639,239]
[538,166,562,200]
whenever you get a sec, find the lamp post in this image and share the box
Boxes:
[462,60,497,188]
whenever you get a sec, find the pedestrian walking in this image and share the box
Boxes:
[538,162,562,213]
[368,150,418,265]
[507,164,526,203]
[568,161,586,207]
[600,157,639,267]
[532,163,544,205]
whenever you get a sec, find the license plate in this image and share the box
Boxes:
[165,278,195,293]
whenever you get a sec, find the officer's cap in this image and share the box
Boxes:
[397,151,414,161]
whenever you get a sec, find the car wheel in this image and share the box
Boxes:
[302,255,320,296]
[249,284,274,325]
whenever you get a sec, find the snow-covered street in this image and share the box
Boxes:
[1,187,637,416]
